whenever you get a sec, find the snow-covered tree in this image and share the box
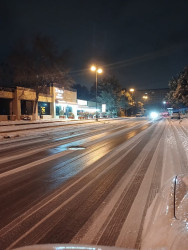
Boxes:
[167,67,188,108]
[173,66,188,106]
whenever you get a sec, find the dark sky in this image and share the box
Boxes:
[0,0,188,90]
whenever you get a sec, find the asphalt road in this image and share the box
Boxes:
[0,118,166,249]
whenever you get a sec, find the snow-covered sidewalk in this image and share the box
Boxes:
[0,118,97,140]
[0,118,130,140]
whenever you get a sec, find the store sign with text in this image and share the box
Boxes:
[55,88,64,100]
[77,99,87,106]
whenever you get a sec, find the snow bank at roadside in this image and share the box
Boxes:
[0,119,96,141]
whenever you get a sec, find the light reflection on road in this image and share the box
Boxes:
[1,118,162,249]
[48,143,110,187]
[45,124,151,190]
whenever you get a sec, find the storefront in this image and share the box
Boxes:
[0,86,105,121]
[77,99,102,119]
[53,87,77,119]
[0,88,14,121]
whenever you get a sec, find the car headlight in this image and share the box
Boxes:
[150,112,159,119]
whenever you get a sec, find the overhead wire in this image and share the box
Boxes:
[69,44,188,76]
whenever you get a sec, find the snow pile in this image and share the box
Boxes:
[141,175,188,250]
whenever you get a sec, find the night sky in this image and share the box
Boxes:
[1,0,188,90]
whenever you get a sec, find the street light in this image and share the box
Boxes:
[129,88,135,105]
[142,96,148,116]
[90,65,103,121]
[163,101,166,110]
[129,88,135,115]
[143,95,148,100]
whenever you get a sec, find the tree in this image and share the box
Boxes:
[174,66,188,106]
[166,76,182,108]
[167,67,188,108]
[90,76,134,116]
[2,35,73,119]
[92,76,122,115]
[119,89,132,116]
[97,90,117,114]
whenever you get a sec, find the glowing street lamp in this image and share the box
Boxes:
[143,95,148,100]
[97,68,103,74]
[163,101,166,110]
[90,65,103,121]
[129,88,135,116]
[91,66,96,71]
[129,88,135,106]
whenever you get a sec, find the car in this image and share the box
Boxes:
[136,113,144,117]
[171,111,180,119]
[160,112,169,118]
[141,174,188,250]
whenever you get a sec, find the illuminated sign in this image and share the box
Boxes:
[102,104,106,112]
[55,88,64,100]
[41,107,45,114]
[78,99,87,106]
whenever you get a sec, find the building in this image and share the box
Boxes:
[0,86,101,121]
[77,100,103,119]
[53,86,77,119]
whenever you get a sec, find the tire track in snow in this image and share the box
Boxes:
[134,121,165,249]
[0,121,149,175]
[96,124,164,246]
[0,121,144,165]
[0,122,152,230]
[171,122,188,173]
[70,122,163,248]
[0,123,154,249]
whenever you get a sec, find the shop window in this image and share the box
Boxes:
[56,106,60,115]
[0,98,11,115]
[66,106,72,114]
[38,102,50,115]
[21,100,33,115]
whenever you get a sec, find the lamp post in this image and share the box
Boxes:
[163,101,166,110]
[90,65,103,121]
[142,95,148,116]
[129,88,135,115]
[129,88,135,104]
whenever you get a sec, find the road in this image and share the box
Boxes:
[0,118,187,250]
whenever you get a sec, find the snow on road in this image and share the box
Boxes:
[161,118,188,186]
[0,118,187,249]
[1,118,188,182]
[70,118,188,248]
